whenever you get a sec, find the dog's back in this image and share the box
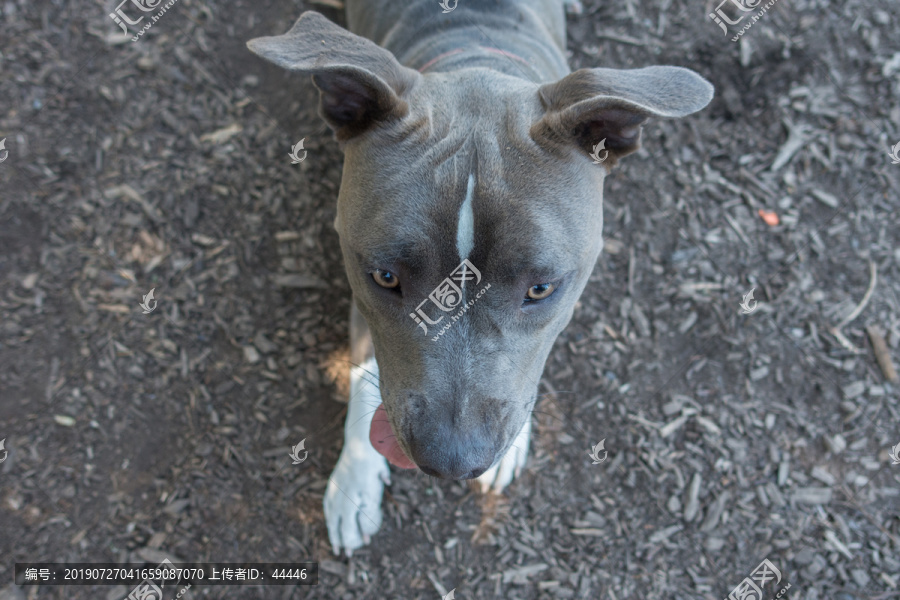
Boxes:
[345,0,569,80]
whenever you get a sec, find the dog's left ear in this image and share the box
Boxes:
[247,12,422,141]
[531,66,713,167]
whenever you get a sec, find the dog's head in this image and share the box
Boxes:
[249,12,713,480]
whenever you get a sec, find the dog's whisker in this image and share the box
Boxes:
[344,407,382,430]
[340,358,383,383]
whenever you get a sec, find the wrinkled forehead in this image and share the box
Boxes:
[336,114,604,274]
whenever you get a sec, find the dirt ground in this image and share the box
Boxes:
[1,0,899,598]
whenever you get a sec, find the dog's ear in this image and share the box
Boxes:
[531,66,713,167]
[247,12,421,140]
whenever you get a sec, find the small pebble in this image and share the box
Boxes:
[667,495,681,514]
[850,569,870,588]
[704,537,725,552]
[842,381,865,399]
[750,366,769,381]
[825,434,847,454]
[243,345,261,364]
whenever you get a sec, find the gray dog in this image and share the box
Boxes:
[248,0,713,556]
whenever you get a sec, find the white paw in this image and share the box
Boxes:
[324,453,389,556]
[476,418,531,494]
[323,357,389,556]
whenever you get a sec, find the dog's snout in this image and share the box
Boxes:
[418,462,489,480]
[408,418,496,480]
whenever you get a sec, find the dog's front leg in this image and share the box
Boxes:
[323,357,390,556]
[476,417,532,494]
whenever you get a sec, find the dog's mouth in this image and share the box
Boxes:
[370,403,417,469]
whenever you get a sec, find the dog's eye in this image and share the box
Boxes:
[372,269,400,289]
[526,283,556,301]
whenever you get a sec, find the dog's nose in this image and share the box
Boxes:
[418,463,489,480]
[409,429,496,480]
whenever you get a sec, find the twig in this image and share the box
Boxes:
[723,212,752,246]
[829,260,877,354]
[628,246,636,298]
[770,120,813,171]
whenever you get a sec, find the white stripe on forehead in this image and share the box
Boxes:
[456,173,475,262]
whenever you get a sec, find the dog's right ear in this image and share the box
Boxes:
[247,12,421,141]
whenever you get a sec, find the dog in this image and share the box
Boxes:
[248,0,713,556]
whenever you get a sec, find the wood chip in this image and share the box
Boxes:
[97,303,130,314]
[791,487,832,505]
[700,490,730,532]
[570,528,605,536]
[253,332,279,354]
[770,121,811,171]
[660,409,696,438]
[275,231,302,242]
[199,123,242,144]
[271,274,328,289]
[695,415,722,435]
[866,325,898,383]
[103,184,162,222]
[191,233,217,247]
[683,472,702,522]
[649,524,683,544]
[811,189,840,208]
[823,529,854,560]
[501,563,548,584]
[810,466,836,486]
[309,0,344,8]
